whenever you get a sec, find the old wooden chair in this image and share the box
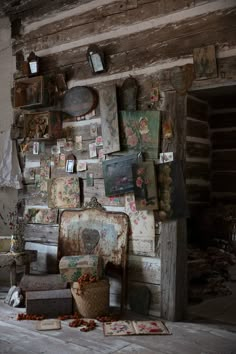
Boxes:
[58,197,129,313]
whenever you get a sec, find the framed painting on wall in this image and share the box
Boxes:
[132,161,158,210]
[102,154,140,197]
[119,111,161,159]
[48,176,81,208]
[193,45,217,80]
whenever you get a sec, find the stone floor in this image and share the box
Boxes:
[0,294,235,354]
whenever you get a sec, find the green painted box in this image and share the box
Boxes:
[59,255,102,283]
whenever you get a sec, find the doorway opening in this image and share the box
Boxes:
[185,84,236,323]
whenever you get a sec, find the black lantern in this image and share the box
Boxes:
[27,51,39,76]
[87,44,106,74]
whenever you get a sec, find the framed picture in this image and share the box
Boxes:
[193,45,217,80]
[102,153,140,197]
[65,160,75,173]
[119,111,161,159]
[132,161,158,210]
[33,141,39,155]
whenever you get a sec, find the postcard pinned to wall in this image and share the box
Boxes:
[77,160,87,172]
[89,142,97,158]
[75,136,83,150]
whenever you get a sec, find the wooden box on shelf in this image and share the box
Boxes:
[24,111,62,139]
[13,75,55,108]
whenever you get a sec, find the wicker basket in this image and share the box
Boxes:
[71,279,110,318]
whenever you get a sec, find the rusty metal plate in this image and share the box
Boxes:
[58,208,129,268]
[62,86,98,117]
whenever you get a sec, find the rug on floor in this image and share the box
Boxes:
[103,320,171,336]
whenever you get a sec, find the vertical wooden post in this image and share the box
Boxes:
[160,91,188,321]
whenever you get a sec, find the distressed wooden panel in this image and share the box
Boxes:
[186,119,209,139]
[160,219,187,321]
[212,131,236,150]
[186,141,210,158]
[185,162,210,180]
[212,150,236,171]
[186,184,210,202]
[25,242,58,274]
[83,179,125,207]
[212,193,236,204]
[25,9,236,81]
[19,185,48,206]
[63,118,102,138]
[128,238,155,257]
[15,0,194,52]
[24,224,59,244]
[212,172,236,193]
[128,281,160,306]
[128,256,160,284]
[210,112,236,129]
[187,96,208,121]
[99,85,120,154]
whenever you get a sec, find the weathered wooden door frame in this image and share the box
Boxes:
[160,75,236,321]
[160,91,188,321]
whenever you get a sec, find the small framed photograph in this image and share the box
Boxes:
[33,141,39,155]
[65,160,75,173]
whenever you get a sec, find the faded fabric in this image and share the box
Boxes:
[0,129,22,189]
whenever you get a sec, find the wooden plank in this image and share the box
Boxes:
[212,150,236,171]
[187,95,208,121]
[99,85,120,154]
[24,224,59,244]
[25,242,58,274]
[185,161,210,180]
[19,185,48,206]
[186,184,210,202]
[14,0,195,52]
[128,256,160,284]
[160,92,187,321]
[186,141,210,158]
[160,219,187,321]
[212,131,236,149]
[128,238,155,257]
[83,179,125,207]
[212,193,236,204]
[186,119,209,139]
[212,171,236,193]
[210,112,236,129]
[22,10,236,80]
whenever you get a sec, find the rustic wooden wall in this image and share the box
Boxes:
[210,102,236,204]
[6,0,236,315]
[186,95,211,211]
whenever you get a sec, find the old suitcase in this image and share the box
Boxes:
[26,289,72,317]
[59,255,102,283]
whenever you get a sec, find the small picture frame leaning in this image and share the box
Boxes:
[65,159,75,173]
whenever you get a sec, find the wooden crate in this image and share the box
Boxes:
[24,111,62,139]
[13,75,55,108]
[26,289,72,317]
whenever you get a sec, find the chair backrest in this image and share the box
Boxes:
[58,197,129,272]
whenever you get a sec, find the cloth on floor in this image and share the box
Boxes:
[0,129,22,189]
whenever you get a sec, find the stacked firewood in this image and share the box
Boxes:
[188,242,236,303]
